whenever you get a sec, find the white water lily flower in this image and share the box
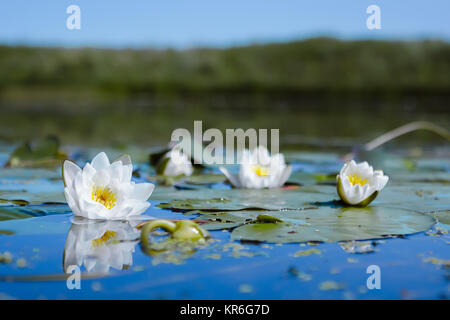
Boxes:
[158,148,193,177]
[336,160,389,206]
[220,146,291,189]
[63,219,140,273]
[63,152,154,220]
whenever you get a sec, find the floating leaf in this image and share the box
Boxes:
[374,184,450,214]
[428,210,450,226]
[0,190,65,205]
[5,136,67,168]
[0,208,34,221]
[157,187,332,211]
[230,206,434,243]
[199,211,251,230]
[184,174,226,185]
[257,214,284,223]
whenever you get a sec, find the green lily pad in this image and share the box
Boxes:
[288,171,326,186]
[257,214,284,223]
[428,210,450,226]
[157,187,332,211]
[373,184,450,213]
[0,190,65,205]
[0,208,33,221]
[199,211,255,230]
[166,174,227,190]
[284,151,341,165]
[0,205,71,221]
[389,172,450,184]
[230,206,434,243]
[5,136,67,168]
[0,167,61,180]
[184,174,226,185]
[0,172,65,205]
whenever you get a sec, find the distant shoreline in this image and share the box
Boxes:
[0,38,449,110]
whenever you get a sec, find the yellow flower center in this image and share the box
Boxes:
[348,174,368,186]
[91,230,117,248]
[252,165,270,177]
[91,185,117,210]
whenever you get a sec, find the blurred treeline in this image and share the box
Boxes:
[0,38,449,110]
[0,37,448,146]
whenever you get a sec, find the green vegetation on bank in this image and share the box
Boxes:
[1,37,449,98]
[0,38,448,145]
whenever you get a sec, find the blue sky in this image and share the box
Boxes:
[0,1,449,48]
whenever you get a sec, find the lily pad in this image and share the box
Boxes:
[5,136,67,168]
[389,171,450,184]
[184,174,226,185]
[170,174,227,190]
[0,167,61,180]
[157,187,332,211]
[199,211,255,230]
[0,173,65,205]
[428,210,450,226]
[373,184,450,214]
[230,206,434,243]
[0,190,65,205]
[0,208,34,221]
[0,205,71,221]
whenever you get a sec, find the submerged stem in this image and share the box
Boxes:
[140,220,176,249]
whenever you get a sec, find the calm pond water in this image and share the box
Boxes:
[0,142,449,300]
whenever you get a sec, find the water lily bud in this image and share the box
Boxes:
[336,160,389,207]
[157,148,193,177]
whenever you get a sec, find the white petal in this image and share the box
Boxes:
[92,169,111,187]
[238,149,251,166]
[127,200,151,216]
[373,172,389,190]
[63,160,81,188]
[81,163,96,187]
[340,160,353,176]
[108,205,134,220]
[254,146,270,166]
[270,153,286,168]
[342,175,352,190]
[121,165,133,183]
[357,161,370,171]
[109,161,124,182]
[345,186,365,204]
[278,165,292,186]
[220,167,242,188]
[249,174,265,189]
[79,198,107,220]
[131,183,155,201]
[113,154,132,167]
[91,152,110,171]
[64,187,81,216]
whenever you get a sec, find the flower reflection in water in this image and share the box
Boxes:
[63,218,141,273]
